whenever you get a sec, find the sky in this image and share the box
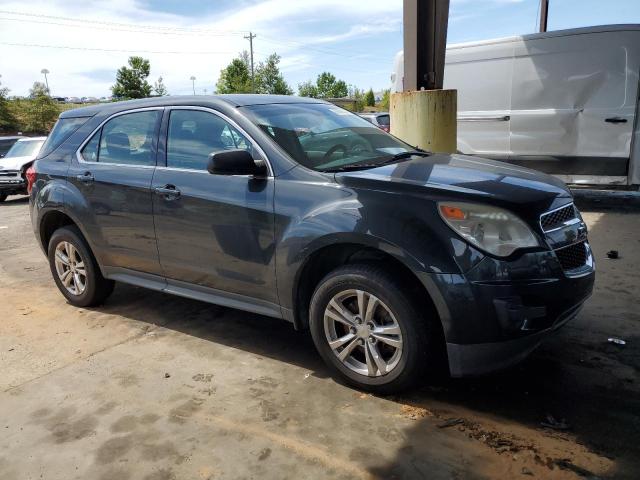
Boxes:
[0,0,638,98]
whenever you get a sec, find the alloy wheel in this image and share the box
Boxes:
[54,241,87,296]
[323,289,403,377]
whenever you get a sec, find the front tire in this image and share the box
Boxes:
[309,264,437,393]
[48,226,114,307]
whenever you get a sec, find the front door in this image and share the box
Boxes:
[152,107,276,303]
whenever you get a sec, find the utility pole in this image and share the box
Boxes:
[190,76,196,95]
[41,68,50,95]
[244,32,256,93]
[539,0,549,33]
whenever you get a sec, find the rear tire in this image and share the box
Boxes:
[48,226,114,307]
[0,193,7,202]
[309,264,438,394]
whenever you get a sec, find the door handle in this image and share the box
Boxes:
[76,172,94,184]
[605,117,627,124]
[154,185,181,200]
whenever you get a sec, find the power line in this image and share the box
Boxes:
[0,16,242,37]
[0,9,248,34]
[0,41,238,55]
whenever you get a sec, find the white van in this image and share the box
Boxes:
[391,25,640,188]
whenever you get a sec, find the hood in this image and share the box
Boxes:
[0,155,36,171]
[335,153,572,214]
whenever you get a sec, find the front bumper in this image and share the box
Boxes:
[429,242,595,377]
[0,175,26,194]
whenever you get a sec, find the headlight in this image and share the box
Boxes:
[438,202,539,257]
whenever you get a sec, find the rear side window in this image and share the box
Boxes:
[38,117,89,158]
[80,111,160,166]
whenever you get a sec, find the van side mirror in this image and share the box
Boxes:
[207,149,267,177]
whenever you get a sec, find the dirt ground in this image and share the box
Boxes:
[0,196,638,480]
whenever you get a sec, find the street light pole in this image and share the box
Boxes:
[190,76,196,95]
[41,69,50,95]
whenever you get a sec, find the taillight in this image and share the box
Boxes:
[381,125,390,133]
[26,165,36,194]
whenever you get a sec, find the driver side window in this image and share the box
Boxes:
[166,110,253,171]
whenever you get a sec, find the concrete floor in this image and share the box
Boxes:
[0,196,638,480]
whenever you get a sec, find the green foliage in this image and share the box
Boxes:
[380,89,391,110]
[348,86,365,112]
[297,80,318,98]
[365,88,375,107]
[22,82,59,133]
[298,72,348,99]
[0,76,18,132]
[111,56,152,99]
[255,54,292,95]
[153,76,168,96]
[215,54,252,94]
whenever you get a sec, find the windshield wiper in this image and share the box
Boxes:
[321,150,431,173]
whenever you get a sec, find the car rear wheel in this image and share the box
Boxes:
[309,264,436,393]
[48,226,114,307]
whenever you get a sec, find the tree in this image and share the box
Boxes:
[365,88,375,107]
[111,56,152,99]
[297,80,318,98]
[25,81,58,133]
[380,89,391,110]
[255,54,292,95]
[153,76,168,96]
[0,75,17,132]
[316,72,348,98]
[298,72,348,98]
[215,53,252,94]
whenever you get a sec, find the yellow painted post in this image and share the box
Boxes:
[390,89,457,153]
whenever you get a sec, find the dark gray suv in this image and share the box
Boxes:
[30,95,594,392]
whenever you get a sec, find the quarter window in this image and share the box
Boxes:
[167,110,253,171]
[81,131,100,162]
[80,111,160,166]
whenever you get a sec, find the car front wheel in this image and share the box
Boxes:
[309,264,437,393]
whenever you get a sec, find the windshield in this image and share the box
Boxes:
[38,116,89,158]
[4,139,45,158]
[242,103,414,171]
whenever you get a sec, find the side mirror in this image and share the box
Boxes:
[207,149,267,177]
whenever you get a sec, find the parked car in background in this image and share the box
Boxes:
[358,112,391,133]
[0,136,46,201]
[66,97,82,104]
[0,136,23,157]
[30,95,594,392]
[52,97,66,103]
[392,25,640,188]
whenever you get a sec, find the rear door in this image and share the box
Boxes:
[68,108,163,275]
[151,107,277,303]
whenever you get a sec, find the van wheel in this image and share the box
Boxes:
[48,226,114,307]
[309,264,435,394]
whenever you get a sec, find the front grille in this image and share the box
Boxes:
[555,241,588,271]
[0,170,20,177]
[540,204,577,232]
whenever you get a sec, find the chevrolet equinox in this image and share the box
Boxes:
[29,95,595,392]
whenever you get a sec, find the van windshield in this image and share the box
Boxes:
[242,103,415,172]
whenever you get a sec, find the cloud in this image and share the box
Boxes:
[0,0,407,96]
